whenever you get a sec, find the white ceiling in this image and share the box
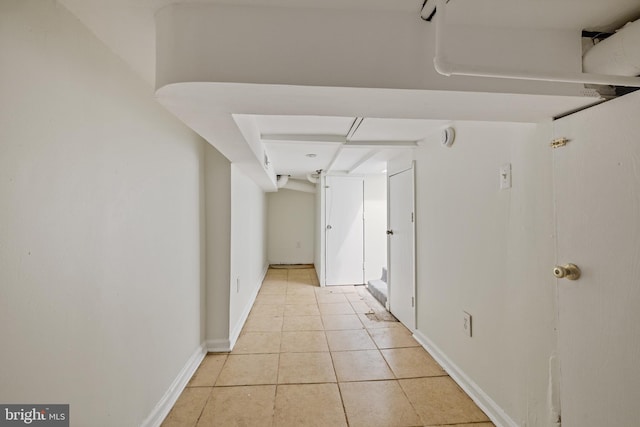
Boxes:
[255,115,354,136]
[59,0,640,87]
[58,0,423,86]
[158,80,603,189]
[245,116,444,178]
[60,0,640,187]
[351,118,449,141]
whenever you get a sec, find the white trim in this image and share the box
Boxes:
[206,338,232,353]
[140,343,207,427]
[413,330,519,427]
[228,263,269,349]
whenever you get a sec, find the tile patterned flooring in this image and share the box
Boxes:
[162,267,494,427]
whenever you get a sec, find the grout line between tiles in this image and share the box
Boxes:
[193,386,214,427]
[327,350,350,426]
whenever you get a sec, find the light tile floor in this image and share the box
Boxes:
[162,267,494,427]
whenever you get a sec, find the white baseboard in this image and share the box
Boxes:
[206,338,231,353]
[141,343,207,427]
[412,330,519,427]
[143,265,271,425]
[206,264,269,353]
[228,264,269,349]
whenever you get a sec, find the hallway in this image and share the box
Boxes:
[162,267,493,426]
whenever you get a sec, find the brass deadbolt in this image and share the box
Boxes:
[553,263,581,280]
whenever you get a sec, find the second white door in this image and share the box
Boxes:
[388,167,415,330]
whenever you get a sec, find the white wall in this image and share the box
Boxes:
[202,122,270,355]
[229,165,268,345]
[0,1,206,425]
[267,189,315,265]
[204,144,231,350]
[412,122,557,426]
[364,175,387,282]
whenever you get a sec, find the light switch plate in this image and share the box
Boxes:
[500,163,512,190]
[463,311,472,337]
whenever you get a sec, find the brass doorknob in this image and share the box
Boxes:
[553,263,581,280]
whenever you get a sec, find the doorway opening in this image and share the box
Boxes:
[322,174,388,287]
[317,165,415,331]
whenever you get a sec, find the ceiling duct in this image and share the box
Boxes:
[276,175,315,192]
[583,19,640,78]
[276,174,289,188]
[306,173,319,184]
[433,0,640,88]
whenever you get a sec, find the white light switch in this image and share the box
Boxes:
[500,163,512,190]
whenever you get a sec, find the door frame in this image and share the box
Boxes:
[387,162,417,330]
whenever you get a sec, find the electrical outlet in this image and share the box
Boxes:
[500,163,512,190]
[463,311,472,337]
[296,241,301,249]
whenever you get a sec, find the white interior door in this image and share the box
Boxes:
[388,167,415,330]
[325,176,364,286]
[553,92,640,427]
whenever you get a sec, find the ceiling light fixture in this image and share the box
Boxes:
[305,153,317,158]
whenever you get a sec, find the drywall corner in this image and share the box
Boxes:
[229,165,268,347]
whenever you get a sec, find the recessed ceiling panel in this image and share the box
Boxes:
[330,147,415,175]
[265,141,339,178]
[352,118,449,141]
[255,115,355,136]
[330,147,375,172]
[350,160,388,175]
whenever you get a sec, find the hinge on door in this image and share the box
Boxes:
[412,297,415,307]
[411,212,414,223]
[550,137,569,149]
